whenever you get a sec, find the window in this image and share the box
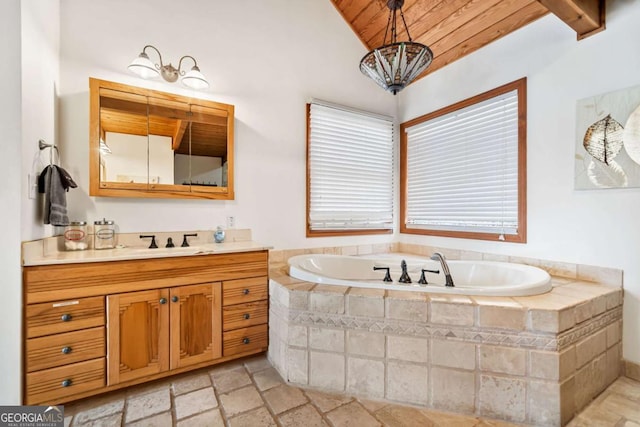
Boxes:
[307,101,394,237]
[400,78,527,242]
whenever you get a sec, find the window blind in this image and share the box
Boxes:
[405,89,519,235]
[308,102,394,231]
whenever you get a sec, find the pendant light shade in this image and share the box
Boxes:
[359,0,433,95]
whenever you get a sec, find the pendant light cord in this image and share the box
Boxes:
[400,9,412,42]
[382,4,413,44]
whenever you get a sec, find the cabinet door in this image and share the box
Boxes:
[107,289,169,385]
[170,283,222,369]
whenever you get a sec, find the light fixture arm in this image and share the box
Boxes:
[176,55,200,76]
[141,44,165,70]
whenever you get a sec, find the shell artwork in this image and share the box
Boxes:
[587,159,628,188]
[583,114,624,165]
[623,104,640,166]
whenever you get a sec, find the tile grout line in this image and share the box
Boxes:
[243,361,283,426]
[208,367,230,425]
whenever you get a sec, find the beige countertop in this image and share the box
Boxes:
[22,229,272,266]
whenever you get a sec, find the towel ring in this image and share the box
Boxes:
[38,139,60,165]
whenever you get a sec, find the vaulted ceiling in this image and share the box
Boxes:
[331,0,604,82]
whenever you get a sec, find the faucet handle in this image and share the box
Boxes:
[139,235,158,249]
[373,266,392,282]
[181,233,198,247]
[418,268,440,285]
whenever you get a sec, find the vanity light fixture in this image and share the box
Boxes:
[128,45,209,90]
[359,0,433,95]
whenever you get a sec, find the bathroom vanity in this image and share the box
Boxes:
[22,242,269,405]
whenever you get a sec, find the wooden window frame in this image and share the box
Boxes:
[306,103,393,238]
[400,78,527,243]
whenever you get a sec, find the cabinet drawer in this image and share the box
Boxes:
[26,327,105,372]
[25,358,105,405]
[223,324,268,357]
[222,277,268,306]
[223,300,268,332]
[27,297,105,338]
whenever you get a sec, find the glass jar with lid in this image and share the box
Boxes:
[94,218,116,249]
[64,221,89,251]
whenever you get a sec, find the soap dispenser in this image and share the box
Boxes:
[214,226,225,243]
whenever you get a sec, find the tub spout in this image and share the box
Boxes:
[430,252,454,287]
[398,260,412,283]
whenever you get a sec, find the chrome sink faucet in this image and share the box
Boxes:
[430,252,454,287]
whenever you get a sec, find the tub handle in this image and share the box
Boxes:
[418,269,440,285]
[373,266,392,282]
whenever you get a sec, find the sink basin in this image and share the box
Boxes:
[129,246,205,256]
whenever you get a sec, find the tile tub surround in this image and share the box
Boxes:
[268,264,624,426]
[59,354,640,427]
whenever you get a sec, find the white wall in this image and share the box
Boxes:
[104,133,174,184]
[1,0,23,405]
[399,0,640,364]
[57,0,396,247]
[175,154,224,187]
[1,0,61,405]
[21,0,60,241]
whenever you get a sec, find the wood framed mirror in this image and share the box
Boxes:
[89,78,234,200]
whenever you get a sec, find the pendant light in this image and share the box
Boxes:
[359,0,433,95]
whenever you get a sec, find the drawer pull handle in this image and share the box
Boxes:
[160,298,167,305]
[172,296,179,303]
[61,346,72,354]
[243,289,250,295]
[61,379,72,387]
[243,313,251,320]
[61,314,72,322]
[242,337,250,345]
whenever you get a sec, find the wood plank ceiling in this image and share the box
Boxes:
[332,0,605,84]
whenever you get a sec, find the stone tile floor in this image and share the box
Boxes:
[63,355,640,426]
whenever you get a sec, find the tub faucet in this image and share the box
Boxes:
[430,252,454,287]
[398,260,412,283]
[373,266,392,282]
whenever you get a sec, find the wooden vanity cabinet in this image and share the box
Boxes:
[23,250,268,405]
[222,277,269,356]
[107,283,222,385]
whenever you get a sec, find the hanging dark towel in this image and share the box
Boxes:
[38,165,77,193]
[43,165,70,226]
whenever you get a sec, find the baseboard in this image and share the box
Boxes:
[624,359,640,382]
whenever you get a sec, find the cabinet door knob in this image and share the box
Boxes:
[242,288,250,295]
[61,346,72,354]
[242,337,250,344]
[61,379,72,387]
[159,298,167,304]
[243,313,250,320]
[61,314,72,322]
[171,296,179,303]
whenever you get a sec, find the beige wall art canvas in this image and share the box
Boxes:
[575,83,640,189]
